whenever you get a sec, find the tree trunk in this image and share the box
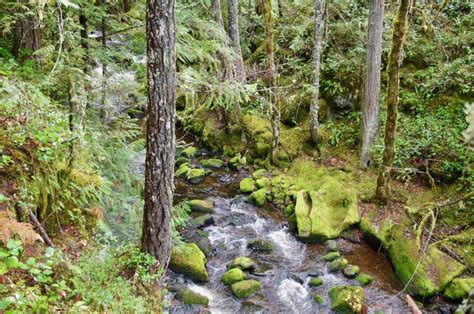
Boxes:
[211,0,224,29]
[262,0,280,164]
[360,0,384,168]
[376,0,412,203]
[141,0,176,269]
[227,0,245,82]
[123,0,131,12]
[13,1,41,59]
[309,0,325,143]
[100,13,107,122]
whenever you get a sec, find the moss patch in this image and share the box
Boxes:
[176,288,209,306]
[221,268,247,286]
[169,243,209,282]
[249,188,267,207]
[229,257,257,271]
[443,277,474,301]
[240,178,256,193]
[329,286,365,313]
[231,279,261,298]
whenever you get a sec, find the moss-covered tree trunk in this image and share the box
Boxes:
[227,0,245,82]
[141,0,176,269]
[309,0,325,144]
[13,0,41,59]
[263,0,280,164]
[211,0,224,29]
[376,0,412,202]
[360,0,384,168]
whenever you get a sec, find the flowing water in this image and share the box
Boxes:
[166,164,410,313]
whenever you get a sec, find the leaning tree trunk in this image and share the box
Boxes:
[309,0,325,144]
[263,0,280,164]
[360,0,384,169]
[227,0,245,82]
[13,1,41,59]
[211,0,224,29]
[141,0,176,269]
[376,0,412,203]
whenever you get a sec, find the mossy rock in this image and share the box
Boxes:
[187,168,206,184]
[231,280,261,298]
[200,158,224,169]
[191,214,215,228]
[182,146,199,158]
[241,115,272,157]
[229,155,242,169]
[229,256,257,271]
[322,252,341,262]
[240,178,256,193]
[387,225,467,298]
[311,292,324,305]
[197,237,213,257]
[247,238,273,252]
[309,277,323,287]
[252,169,268,180]
[343,265,360,278]
[176,156,189,166]
[359,217,393,249]
[443,278,474,301]
[221,268,247,286]
[169,243,209,282]
[176,288,209,306]
[329,286,365,313]
[256,177,271,189]
[176,163,190,178]
[294,178,360,241]
[326,240,338,252]
[189,199,214,213]
[249,188,267,207]
[356,273,373,286]
[329,258,348,273]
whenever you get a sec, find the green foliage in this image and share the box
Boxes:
[172,200,192,243]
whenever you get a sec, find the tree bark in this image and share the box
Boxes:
[227,0,245,82]
[100,10,107,122]
[309,0,325,143]
[262,0,280,164]
[13,1,41,59]
[376,0,412,202]
[211,0,224,29]
[360,0,384,168]
[141,0,176,269]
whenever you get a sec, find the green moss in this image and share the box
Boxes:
[252,169,268,180]
[342,265,360,278]
[309,277,323,287]
[249,188,267,207]
[182,146,199,158]
[221,268,247,286]
[190,214,214,228]
[231,280,261,298]
[280,125,312,159]
[329,286,365,313]
[240,178,256,193]
[326,240,338,252]
[356,273,373,286]
[359,217,394,249]
[322,252,341,262]
[311,293,324,304]
[189,199,214,213]
[229,257,257,271]
[443,278,474,301]
[329,258,348,273]
[176,288,209,306]
[187,168,206,184]
[175,156,189,166]
[169,243,209,282]
[241,115,273,157]
[247,238,273,251]
[256,177,271,189]
[176,163,190,178]
[199,158,224,169]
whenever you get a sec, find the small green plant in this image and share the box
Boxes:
[117,244,163,284]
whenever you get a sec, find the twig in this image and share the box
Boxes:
[27,209,54,247]
[405,294,422,314]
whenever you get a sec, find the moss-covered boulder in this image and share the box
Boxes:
[229,256,257,271]
[326,240,338,252]
[176,163,190,178]
[249,188,267,207]
[189,199,214,213]
[387,225,467,298]
[169,243,209,282]
[176,288,209,306]
[182,146,199,158]
[241,115,272,157]
[252,169,268,180]
[359,217,393,249]
[343,265,360,278]
[256,177,271,189]
[191,214,215,228]
[240,178,256,193]
[329,286,365,313]
[247,238,273,252]
[322,252,341,262]
[231,280,261,298]
[200,158,224,169]
[187,168,206,184]
[309,277,323,287]
[443,278,474,301]
[294,178,360,241]
[356,273,373,286]
[329,258,348,273]
[221,268,247,286]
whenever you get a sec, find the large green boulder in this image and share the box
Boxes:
[240,178,256,193]
[182,146,199,158]
[189,199,214,213]
[221,268,246,286]
[329,286,365,313]
[294,177,360,241]
[187,168,206,184]
[229,256,257,271]
[231,280,261,298]
[249,188,267,207]
[200,158,224,169]
[190,214,214,228]
[252,169,268,180]
[387,225,467,298]
[176,288,209,306]
[359,217,393,249]
[176,163,190,178]
[443,278,474,301]
[169,243,209,282]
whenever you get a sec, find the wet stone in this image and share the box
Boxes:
[343,265,360,278]
[322,251,341,262]
[289,273,304,285]
[191,214,215,228]
[356,273,373,286]
[329,258,348,273]
[247,238,274,252]
[325,240,338,252]
[309,277,323,287]
[229,257,258,271]
[176,288,209,307]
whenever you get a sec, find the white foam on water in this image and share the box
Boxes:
[188,284,238,314]
[268,228,306,267]
[277,279,312,313]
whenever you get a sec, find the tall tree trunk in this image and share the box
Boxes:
[100,13,107,122]
[123,0,131,12]
[376,0,412,202]
[227,0,245,82]
[141,0,176,269]
[309,0,325,143]
[262,0,280,164]
[360,0,384,168]
[211,0,224,29]
[13,1,41,59]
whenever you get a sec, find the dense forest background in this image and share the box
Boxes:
[0,0,473,312]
